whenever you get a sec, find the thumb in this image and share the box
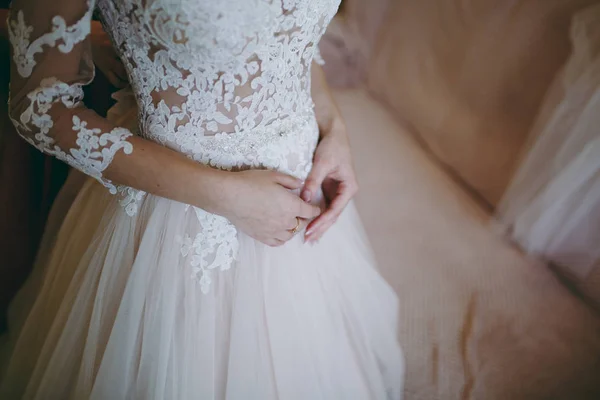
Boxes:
[302,161,329,203]
[272,171,304,190]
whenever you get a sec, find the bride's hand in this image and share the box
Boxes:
[301,121,358,243]
[217,170,322,247]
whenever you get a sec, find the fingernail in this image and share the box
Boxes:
[301,190,311,202]
[305,228,313,236]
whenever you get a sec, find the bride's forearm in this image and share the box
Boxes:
[104,135,229,214]
[311,63,345,137]
[108,63,338,210]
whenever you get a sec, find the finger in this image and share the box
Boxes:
[301,160,330,202]
[305,212,334,241]
[273,172,304,190]
[276,229,296,243]
[276,230,294,242]
[306,185,354,241]
[309,197,347,239]
[265,238,285,247]
[306,218,336,244]
[296,200,322,219]
[286,216,302,231]
[277,218,308,242]
[291,217,310,232]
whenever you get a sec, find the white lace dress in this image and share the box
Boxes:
[1,1,404,398]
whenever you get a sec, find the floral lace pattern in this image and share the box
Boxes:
[96,0,338,153]
[9,5,93,77]
[178,208,239,294]
[117,186,147,217]
[9,77,133,193]
[8,0,340,292]
[8,0,134,192]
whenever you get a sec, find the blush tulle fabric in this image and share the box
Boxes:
[0,83,405,399]
[1,176,404,399]
[1,0,404,397]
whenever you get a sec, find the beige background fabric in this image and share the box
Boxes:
[319,0,390,87]
[337,88,600,399]
[365,0,598,205]
[326,3,600,390]
[496,3,600,308]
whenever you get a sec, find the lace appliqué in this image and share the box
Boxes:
[9,3,94,78]
[97,0,339,161]
[71,117,133,194]
[179,207,239,294]
[188,114,317,176]
[117,186,147,216]
[10,0,339,294]
[8,1,134,194]
[93,0,337,292]
[11,78,133,193]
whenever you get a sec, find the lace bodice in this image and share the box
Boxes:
[99,0,338,160]
[8,0,340,293]
[8,0,339,188]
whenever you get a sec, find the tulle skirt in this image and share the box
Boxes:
[0,176,404,399]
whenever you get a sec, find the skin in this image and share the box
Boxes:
[6,15,358,247]
[90,20,129,88]
[101,62,357,247]
[304,63,358,243]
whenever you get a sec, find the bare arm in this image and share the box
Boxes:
[303,62,358,242]
[311,63,345,137]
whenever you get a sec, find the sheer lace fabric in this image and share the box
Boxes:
[1,2,406,396]
[9,0,335,183]
[8,0,133,193]
[8,0,338,290]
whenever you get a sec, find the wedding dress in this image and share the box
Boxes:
[1,0,404,398]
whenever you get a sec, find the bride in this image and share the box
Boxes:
[1,0,404,398]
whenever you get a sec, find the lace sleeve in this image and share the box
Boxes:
[8,0,133,194]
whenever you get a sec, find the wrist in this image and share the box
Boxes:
[190,166,233,215]
[318,112,345,139]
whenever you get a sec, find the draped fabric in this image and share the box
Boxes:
[1,2,405,398]
[496,3,600,306]
[0,5,69,328]
[0,4,115,329]
[323,0,600,305]
[365,0,598,206]
[318,0,390,88]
